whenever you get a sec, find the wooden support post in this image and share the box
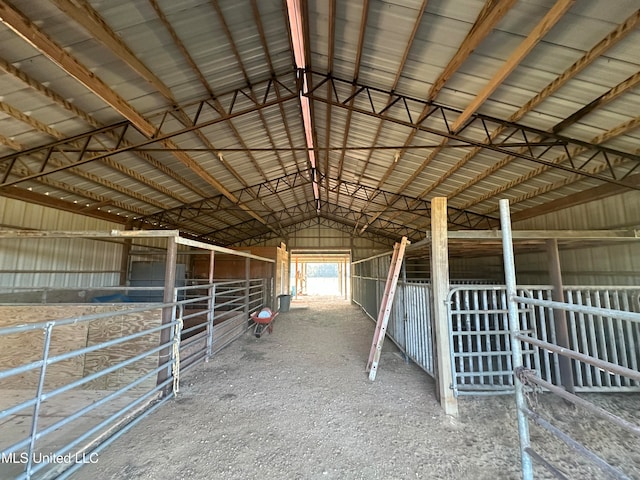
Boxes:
[431,197,458,417]
[118,222,133,286]
[546,239,575,393]
[157,236,177,395]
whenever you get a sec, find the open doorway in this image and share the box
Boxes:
[290,250,351,299]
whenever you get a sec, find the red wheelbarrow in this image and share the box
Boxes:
[250,308,279,338]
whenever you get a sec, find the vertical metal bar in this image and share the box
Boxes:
[567,290,583,387]
[536,289,553,384]
[548,288,562,385]
[206,285,216,360]
[416,286,422,367]
[603,291,621,387]
[245,257,250,318]
[528,290,542,377]
[25,322,54,479]
[612,292,628,370]
[425,284,434,375]
[472,290,483,385]
[499,198,533,480]
[481,289,492,386]
[519,290,533,370]
[584,291,601,387]
[492,289,507,386]
[464,290,474,386]
[594,293,612,387]
[206,251,215,361]
[501,290,514,386]
[454,290,464,387]
[622,292,638,378]
[447,290,457,395]
[578,291,593,387]
[157,236,178,395]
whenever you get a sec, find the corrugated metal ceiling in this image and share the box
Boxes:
[0,0,638,247]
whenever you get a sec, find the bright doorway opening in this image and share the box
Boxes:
[290,251,351,299]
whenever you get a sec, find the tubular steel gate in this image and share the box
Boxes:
[496,198,640,480]
[448,285,640,396]
[0,279,268,480]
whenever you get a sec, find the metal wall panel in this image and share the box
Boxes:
[512,192,640,286]
[0,197,124,290]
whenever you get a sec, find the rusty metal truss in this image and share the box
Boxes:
[305,71,640,189]
[135,171,497,245]
[233,216,398,249]
[0,74,300,187]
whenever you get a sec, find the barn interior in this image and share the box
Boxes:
[0,1,639,479]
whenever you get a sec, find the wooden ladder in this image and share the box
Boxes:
[366,236,409,381]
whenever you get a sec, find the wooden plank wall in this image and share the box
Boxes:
[0,305,162,392]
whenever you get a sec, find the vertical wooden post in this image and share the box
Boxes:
[546,239,575,393]
[431,197,458,416]
[119,222,132,286]
[157,236,177,395]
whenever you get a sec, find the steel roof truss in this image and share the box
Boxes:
[306,73,640,190]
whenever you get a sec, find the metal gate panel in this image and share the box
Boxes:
[402,283,435,377]
[448,285,640,395]
[564,287,640,391]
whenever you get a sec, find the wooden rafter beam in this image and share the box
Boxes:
[0,0,270,226]
[51,0,174,101]
[0,58,213,200]
[349,0,429,218]
[449,0,575,133]
[427,0,517,101]
[305,74,640,184]
[56,0,266,227]
[352,0,516,232]
[0,99,186,209]
[0,2,153,136]
[0,187,131,225]
[460,115,640,212]
[440,8,640,203]
[508,173,640,223]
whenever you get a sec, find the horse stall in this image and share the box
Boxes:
[352,199,640,479]
[0,230,278,479]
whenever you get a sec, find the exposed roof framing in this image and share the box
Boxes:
[0,1,638,247]
[306,73,640,188]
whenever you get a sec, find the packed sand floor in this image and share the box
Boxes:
[71,297,640,480]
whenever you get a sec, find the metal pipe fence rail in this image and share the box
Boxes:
[176,279,268,371]
[0,301,180,480]
[509,294,640,480]
[0,278,271,480]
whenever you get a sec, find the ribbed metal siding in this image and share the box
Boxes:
[512,192,640,286]
[0,198,123,289]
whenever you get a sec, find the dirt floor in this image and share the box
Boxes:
[71,297,640,480]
